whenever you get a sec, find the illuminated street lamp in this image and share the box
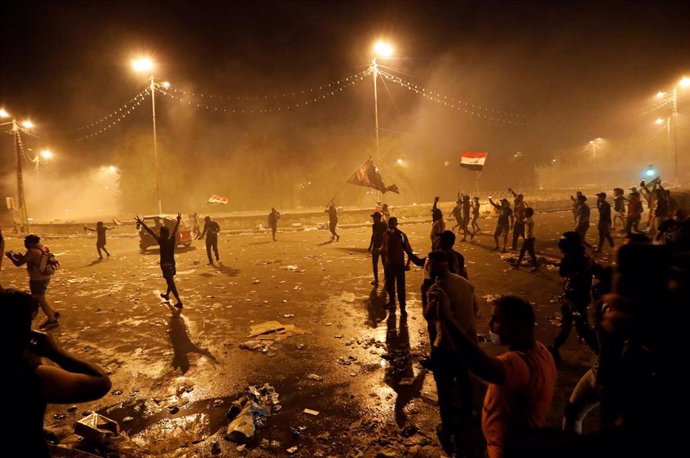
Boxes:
[370,40,394,203]
[131,56,162,214]
[34,149,54,179]
[371,40,394,153]
[656,75,690,183]
[0,108,33,231]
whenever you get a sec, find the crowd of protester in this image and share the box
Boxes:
[1,178,688,456]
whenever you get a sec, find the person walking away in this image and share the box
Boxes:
[649,188,669,236]
[570,191,583,222]
[197,216,221,264]
[451,197,463,235]
[430,196,446,250]
[574,195,591,246]
[267,208,280,241]
[612,188,626,232]
[135,213,184,309]
[5,234,60,329]
[430,293,556,458]
[380,217,416,315]
[471,196,481,235]
[368,211,388,286]
[424,251,479,455]
[508,189,527,250]
[489,197,513,252]
[326,202,340,241]
[548,232,595,364]
[83,221,114,259]
[3,289,111,458]
[594,193,614,253]
[625,192,643,235]
[514,207,538,271]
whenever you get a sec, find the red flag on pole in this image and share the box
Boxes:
[460,151,488,170]
[347,159,400,194]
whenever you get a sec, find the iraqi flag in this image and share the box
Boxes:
[207,195,229,205]
[347,159,400,194]
[460,151,488,171]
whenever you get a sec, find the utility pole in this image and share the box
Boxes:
[150,75,162,214]
[12,119,29,232]
[672,87,679,184]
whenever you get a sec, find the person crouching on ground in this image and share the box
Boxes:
[3,289,111,457]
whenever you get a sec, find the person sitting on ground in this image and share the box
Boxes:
[3,289,111,457]
[429,292,556,458]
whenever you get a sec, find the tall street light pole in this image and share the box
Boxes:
[370,41,393,204]
[132,57,162,214]
[1,109,31,232]
[658,76,690,184]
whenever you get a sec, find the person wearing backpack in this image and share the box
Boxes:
[5,234,61,329]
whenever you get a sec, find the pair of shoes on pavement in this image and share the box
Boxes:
[39,311,61,330]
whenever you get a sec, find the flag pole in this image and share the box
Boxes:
[326,159,370,207]
[476,170,481,194]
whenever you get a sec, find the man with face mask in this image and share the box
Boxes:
[429,292,556,458]
[424,251,478,455]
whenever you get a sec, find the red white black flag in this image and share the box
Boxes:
[207,195,229,205]
[347,159,400,194]
[460,151,488,171]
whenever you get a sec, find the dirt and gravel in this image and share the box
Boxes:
[1,210,611,457]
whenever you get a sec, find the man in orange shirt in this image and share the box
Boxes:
[429,292,557,458]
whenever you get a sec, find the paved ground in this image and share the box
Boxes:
[0,210,611,457]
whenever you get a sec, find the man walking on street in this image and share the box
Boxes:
[326,202,340,241]
[574,195,591,246]
[268,208,280,241]
[514,207,539,271]
[489,198,513,252]
[198,216,221,265]
[83,221,114,259]
[380,217,416,315]
[509,189,527,250]
[368,211,388,286]
[595,192,614,253]
[5,234,61,329]
[136,213,184,309]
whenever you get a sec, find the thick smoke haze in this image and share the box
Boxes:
[2,1,690,220]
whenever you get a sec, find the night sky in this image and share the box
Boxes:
[1,0,690,212]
